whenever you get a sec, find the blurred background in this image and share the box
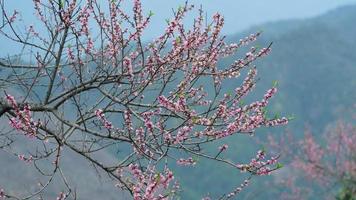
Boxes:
[1,0,355,199]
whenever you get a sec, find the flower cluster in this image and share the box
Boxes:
[124,110,133,132]
[133,127,148,155]
[157,95,188,114]
[9,10,19,23]
[219,144,229,152]
[236,150,279,175]
[176,157,196,166]
[128,164,175,200]
[141,112,155,134]
[78,2,92,36]
[174,126,192,144]
[198,86,288,139]
[0,188,4,199]
[131,0,151,41]
[226,179,250,199]
[56,192,66,200]
[60,1,77,27]
[5,94,39,137]
[123,57,134,77]
[18,154,33,163]
[95,109,113,130]
[33,0,46,23]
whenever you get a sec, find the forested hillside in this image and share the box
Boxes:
[178,4,356,199]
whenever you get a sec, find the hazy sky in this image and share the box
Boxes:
[141,0,356,37]
[1,0,356,55]
[4,0,356,35]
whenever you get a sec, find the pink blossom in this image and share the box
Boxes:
[5,94,38,137]
[9,10,19,23]
[0,188,4,199]
[219,144,228,151]
[95,109,113,130]
[128,164,175,200]
[18,154,33,163]
[123,57,134,77]
[56,192,66,200]
[177,157,196,166]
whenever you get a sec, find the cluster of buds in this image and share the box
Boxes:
[95,109,113,130]
[0,188,4,199]
[226,179,250,198]
[174,126,192,144]
[56,192,66,200]
[60,1,77,27]
[158,95,188,113]
[9,10,19,23]
[78,3,92,36]
[123,57,134,77]
[219,144,229,152]
[33,0,46,23]
[18,154,33,164]
[176,157,196,166]
[5,94,39,137]
[128,164,175,200]
[236,150,280,176]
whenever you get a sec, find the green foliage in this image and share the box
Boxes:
[336,186,356,200]
[276,163,284,169]
[149,10,155,17]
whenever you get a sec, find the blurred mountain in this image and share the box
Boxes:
[179,4,356,199]
[226,4,356,134]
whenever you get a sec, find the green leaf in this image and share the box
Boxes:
[287,114,296,120]
[155,173,161,182]
[191,116,199,124]
[239,100,245,106]
[59,0,64,8]
[261,146,266,153]
[192,156,199,163]
[178,6,183,12]
[148,10,154,17]
[175,37,181,44]
[262,107,268,114]
[272,80,279,87]
[274,112,281,119]
[276,163,284,169]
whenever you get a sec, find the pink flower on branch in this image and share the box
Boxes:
[226,179,250,198]
[9,10,19,23]
[236,150,281,176]
[56,192,66,200]
[5,93,39,137]
[0,188,4,199]
[18,154,33,164]
[95,109,113,130]
[127,164,176,200]
[219,144,228,152]
[177,157,196,166]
